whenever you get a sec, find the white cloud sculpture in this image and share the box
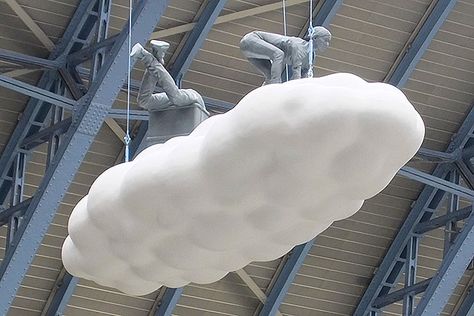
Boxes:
[62,73,424,295]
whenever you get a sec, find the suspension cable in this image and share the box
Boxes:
[307,0,314,78]
[282,0,289,81]
[124,0,132,162]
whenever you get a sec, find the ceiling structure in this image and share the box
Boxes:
[0,0,474,315]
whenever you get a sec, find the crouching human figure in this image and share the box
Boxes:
[239,27,331,85]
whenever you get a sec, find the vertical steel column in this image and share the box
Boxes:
[5,151,26,251]
[91,0,112,81]
[445,170,460,255]
[403,236,419,315]
[46,79,65,168]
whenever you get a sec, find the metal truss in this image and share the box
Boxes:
[353,0,474,314]
[0,0,169,314]
[0,0,471,315]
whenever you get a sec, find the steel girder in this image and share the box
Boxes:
[413,206,474,315]
[39,0,114,313]
[457,285,474,316]
[154,288,185,316]
[0,0,99,206]
[0,48,64,70]
[0,0,169,313]
[169,0,229,84]
[386,0,458,87]
[258,241,315,316]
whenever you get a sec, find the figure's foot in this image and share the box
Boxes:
[150,40,170,64]
[130,43,146,60]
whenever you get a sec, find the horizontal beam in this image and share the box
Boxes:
[0,75,76,110]
[373,278,432,308]
[399,166,474,200]
[414,206,472,234]
[416,147,459,162]
[21,118,72,150]
[202,96,235,112]
[0,49,63,70]
[67,34,118,66]
[0,198,32,226]
[107,109,149,121]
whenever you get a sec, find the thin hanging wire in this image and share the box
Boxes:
[307,0,314,78]
[282,0,289,81]
[124,0,132,162]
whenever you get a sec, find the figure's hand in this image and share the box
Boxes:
[291,65,302,80]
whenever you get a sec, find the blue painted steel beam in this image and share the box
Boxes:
[0,0,169,313]
[155,287,185,316]
[399,166,474,200]
[0,198,31,227]
[413,208,474,315]
[388,0,458,87]
[416,147,459,162]
[42,272,79,316]
[313,0,343,27]
[457,286,474,316]
[67,34,118,66]
[0,75,76,109]
[259,240,315,316]
[20,118,72,150]
[414,206,472,234]
[0,48,64,70]
[373,278,432,308]
[169,0,228,82]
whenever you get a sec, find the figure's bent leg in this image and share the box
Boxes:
[247,58,271,81]
[137,67,172,110]
[240,33,284,84]
[168,89,204,107]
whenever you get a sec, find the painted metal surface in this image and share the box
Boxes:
[0,0,169,313]
[414,208,474,315]
[387,0,458,87]
[258,240,315,316]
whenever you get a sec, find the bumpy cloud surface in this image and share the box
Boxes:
[62,73,424,295]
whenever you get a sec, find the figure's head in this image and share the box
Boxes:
[311,26,331,52]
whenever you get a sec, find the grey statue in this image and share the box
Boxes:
[239,27,331,84]
[130,40,205,110]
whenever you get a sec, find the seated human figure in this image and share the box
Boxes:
[239,27,331,85]
[130,40,205,111]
